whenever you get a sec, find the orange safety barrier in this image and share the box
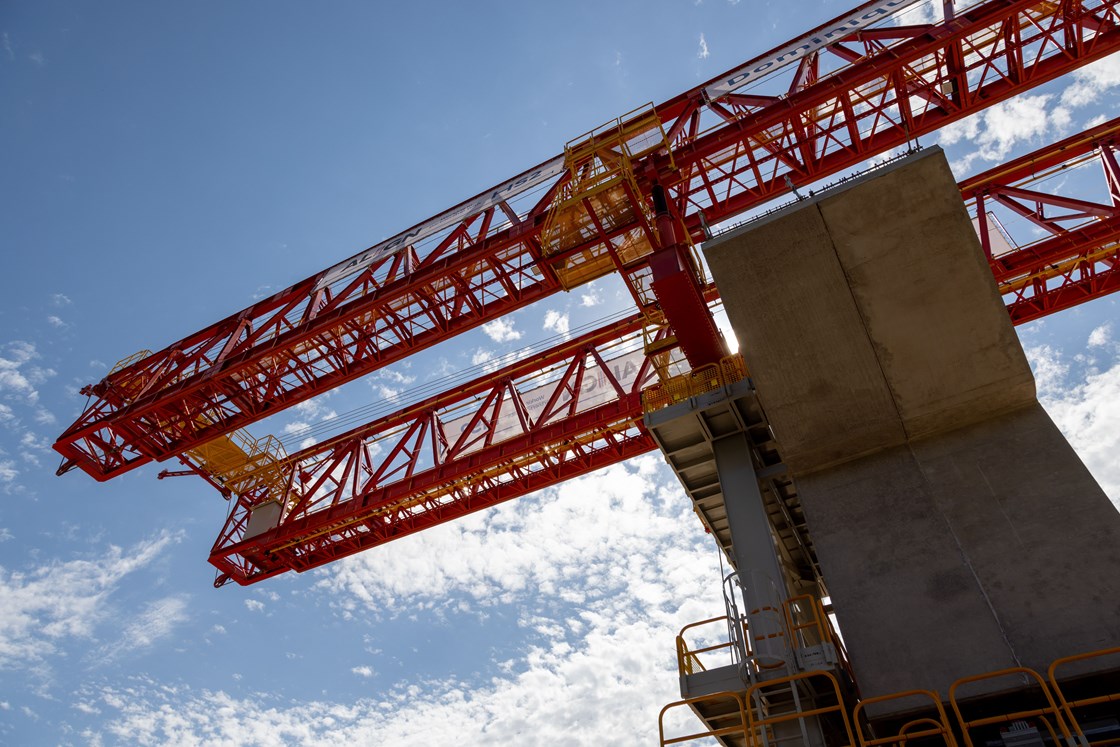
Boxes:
[949,667,1078,747]
[676,616,742,677]
[641,353,747,413]
[746,670,857,747]
[854,690,957,747]
[1048,646,1120,747]
[664,636,1120,747]
[659,691,750,746]
[747,604,791,671]
[784,595,831,649]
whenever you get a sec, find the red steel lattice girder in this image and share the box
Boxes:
[54,0,1120,482]
[961,116,1120,322]
[209,313,658,585]
[210,115,1120,585]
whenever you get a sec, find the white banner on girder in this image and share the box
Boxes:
[703,0,924,100]
[443,348,649,457]
[315,156,566,291]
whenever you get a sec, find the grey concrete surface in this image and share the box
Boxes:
[702,147,1120,704]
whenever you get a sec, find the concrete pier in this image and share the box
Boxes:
[703,148,1120,701]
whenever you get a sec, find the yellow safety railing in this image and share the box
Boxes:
[187,429,290,499]
[641,353,748,413]
[676,595,850,680]
[660,691,751,746]
[676,616,743,677]
[541,105,674,290]
[854,691,958,747]
[949,667,1078,747]
[107,351,289,501]
[1048,646,1120,747]
[665,644,1120,747]
[746,670,857,747]
[783,595,855,683]
[108,348,154,375]
[105,349,160,403]
[783,595,831,649]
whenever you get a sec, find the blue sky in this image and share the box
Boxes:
[1,1,1118,744]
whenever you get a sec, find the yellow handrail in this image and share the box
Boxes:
[675,616,740,677]
[641,353,747,413]
[949,667,1077,747]
[1047,646,1120,747]
[854,690,957,747]
[746,670,857,747]
[659,691,750,747]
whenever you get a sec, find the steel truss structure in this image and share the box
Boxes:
[961,116,1120,322]
[207,116,1120,586]
[56,0,1120,483]
[54,0,1120,585]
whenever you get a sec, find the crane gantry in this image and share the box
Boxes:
[54,0,1120,586]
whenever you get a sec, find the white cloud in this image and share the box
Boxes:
[894,0,944,25]
[0,531,181,670]
[697,33,710,60]
[482,318,522,343]
[49,293,71,307]
[96,595,190,661]
[18,431,50,466]
[471,348,493,367]
[46,315,66,328]
[1087,323,1111,348]
[940,95,1071,174]
[1060,54,1120,108]
[0,341,55,406]
[543,310,570,338]
[211,624,227,635]
[244,599,265,612]
[87,459,724,745]
[1027,345,1120,505]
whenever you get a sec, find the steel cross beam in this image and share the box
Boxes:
[209,313,658,585]
[960,116,1120,322]
[55,0,1120,483]
[210,116,1120,585]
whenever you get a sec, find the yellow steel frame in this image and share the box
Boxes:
[746,670,857,747]
[854,690,958,747]
[949,667,1078,747]
[659,691,750,747]
[641,353,748,413]
[541,104,675,290]
[1047,646,1120,747]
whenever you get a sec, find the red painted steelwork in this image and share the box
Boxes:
[55,0,1120,482]
[210,314,657,585]
[210,117,1120,585]
[960,116,1120,323]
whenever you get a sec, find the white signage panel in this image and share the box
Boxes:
[704,0,923,100]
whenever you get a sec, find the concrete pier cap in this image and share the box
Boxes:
[703,147,1120,707]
